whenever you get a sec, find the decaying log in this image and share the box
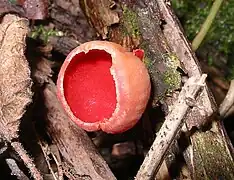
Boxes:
[48,36,80,56]
[157,0,216,129]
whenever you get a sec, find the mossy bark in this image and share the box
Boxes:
[191,123,234,179]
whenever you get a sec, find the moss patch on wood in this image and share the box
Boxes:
[122,6,141,38]
[162,54,181,91]
[191,130,234,179]
[163,70,181,92]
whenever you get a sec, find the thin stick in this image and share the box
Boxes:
[6,158,29,180]
[11,141,43,180]
[219,80,234,117]
[135,74,207,180]
[51,151,64,180]
[223,104,234,118]
[192,0,223,51]
[38,139,59,180]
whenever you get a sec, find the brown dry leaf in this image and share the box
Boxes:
[0,14,43,179]
[0,14,32,141]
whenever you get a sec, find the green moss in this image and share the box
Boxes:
[162,54,181,91]
[30,25,63,43]
[163,53,181,69]
[193,131,234,179]
[8,0,17,3]
[140,41,157,70]
[143,56,152,68]
[172,0,234,79]
[208,55,213,66]
[122,6,141,38]
[163,70,181,91]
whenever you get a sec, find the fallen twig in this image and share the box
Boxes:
[11,142,42,180]
[6,158,29,180]
[219,80,234,118]
[37,139,60,180]
[135,74,207,180]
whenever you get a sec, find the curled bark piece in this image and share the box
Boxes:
[0,14,32,141]
[219,80,234,118]
[188,123,234,179]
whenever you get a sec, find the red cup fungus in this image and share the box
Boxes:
[57,41,151,134]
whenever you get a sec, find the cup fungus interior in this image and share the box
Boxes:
[63,49,117,123]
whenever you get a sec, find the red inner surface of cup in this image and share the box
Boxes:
[63,49,117,123]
